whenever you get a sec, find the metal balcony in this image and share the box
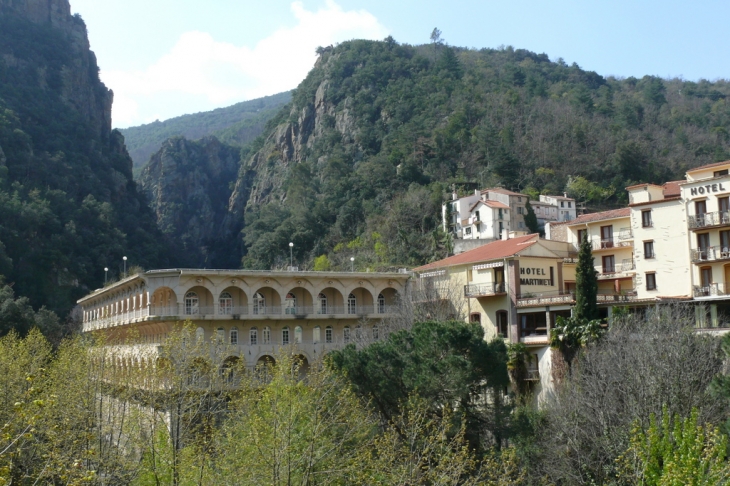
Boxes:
[598,261,635,278]
[693,283,730,298]
[688,211,730,230]
[691,246,730,263]
[592,238,633,251]
[464,282,506,297]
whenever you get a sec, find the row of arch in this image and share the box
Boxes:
[197,323,381,346]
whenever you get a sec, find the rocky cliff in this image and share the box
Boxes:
[139,137,241,268]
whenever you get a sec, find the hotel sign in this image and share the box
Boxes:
[520,267,553,286]
[689,183,728,197]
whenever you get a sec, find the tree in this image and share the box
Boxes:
[574,230,598,321]
[328,320,511,451]
[429,27,443,44]
[523,200,539,234]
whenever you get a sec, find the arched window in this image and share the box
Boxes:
[295,326,303,344]
[372,325,379,341]
[216,327,225,342]
[318,293,328,314]
[313,326,321,344]
[186,292,199,315]
[253,292,265,315]
[355,325,362,340]
[285,292,297,315]
[378,293,385,313]
[343,326,351,344]
[195,327,205,342]
[219,292,233,314]
[262,326,271,344]
[496,310,509,338]
[250,327,258,345]
[347,293,357,315]
[325,326,333,343]
[230,327,238,345]
[282,327,290,345]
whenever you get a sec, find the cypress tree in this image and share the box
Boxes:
[524,200,539,234]
[574,231,598,321]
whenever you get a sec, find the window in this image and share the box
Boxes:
[696,200,707,217]
[475,210,480,221]
[518,196,522,202]
[313,326,320,344]
[318,293,328,314]
[285,292,297,315]
[641,209,652,228]
[250,327,258,345]
[496,310,509,338]
[518,222,524,229]
[253,292,265,315]
[721,230,730,250]
[372,325,379,341]
[348,293,357,314]
[714,169,729,177]
[282,327,290,345]
[465,227,472,235]
[602,255,615,274]
[470,313,481,324]
[295,326,303,344]
[701,267,713,289]
[644,241,655,259]
[185,292,199,315]
[568,201,572,208]
[230,328,238,345]
[355,325,362,340]
[577,229,587,244]
[377,293,385,313]
[325,326,333,343]
[262,326,271,344]
[219,292,233,314]
[600,225,614,248]
[498,209,503,220]
[343,326,350,344]
[697,233,711,260]
[646,273,657,291]
[517,206,524,215]
[216,327,225,342]
[560,201,565,208]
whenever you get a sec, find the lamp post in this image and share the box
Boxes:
[104,267,108,284]
[350,256,355,272]
[289,242,294,269]
[123,256,127,277]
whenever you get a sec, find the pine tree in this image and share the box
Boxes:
[574,231,598,321]
[524,200,539,234]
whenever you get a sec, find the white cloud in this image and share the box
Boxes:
[104,0,388,127]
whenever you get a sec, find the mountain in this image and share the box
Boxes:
[119,91,292,171]
[0,0,169,319]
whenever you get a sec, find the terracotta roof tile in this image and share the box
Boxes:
[662,180,682,197]
[565,207,630,226]
[484,200,509,209]
[413,234,539,272]
[686,160,730,173]
[481,187,527,197]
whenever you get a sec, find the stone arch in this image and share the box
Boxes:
[218,286,248,315]
[284,287,314,315]
[252,286,281,315]
[347,287,375,314]
[376,287,399,313]
[293,354,310,378]
[183,285,215,315]
[151,287,177,315]
[316,287,344,314]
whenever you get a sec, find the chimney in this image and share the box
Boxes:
[563,192,568,198]
[452,192,458,201]
[474,189,479,196]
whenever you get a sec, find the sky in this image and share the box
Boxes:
[68,0,730,129]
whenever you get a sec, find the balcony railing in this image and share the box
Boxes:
[516,290,575,307]
[617,228,633,240]
[464,282,506,297]
[525,369,540,381]
[599,261,635,278]
[592,238,633,251]
[688,211,730,230]
[596,290,638,302]
[693,283,730,298]
[691,246,730,263]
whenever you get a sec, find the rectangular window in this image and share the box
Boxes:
[518,222,524,229]
[561,201,565,208]
[600,225,614,248]
[325,327,332,343]
[577,229,587,244]
[465,227,472,235]
[568,201,572,208]
[641,209,653,228]
[721,230,730,250]
[701,267,713,288]
[714,169,729,177]
[517,207,524,215]
[282,328,289,345]
[696,200,707,217]
[646,273,657,290]
[644,241,655,258]
[602,255,615,274]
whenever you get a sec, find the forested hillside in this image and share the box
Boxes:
[223,38,730,270]
[120,91,291,170]
[0,1,169,320]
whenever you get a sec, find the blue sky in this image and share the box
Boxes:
[69,0,730,128]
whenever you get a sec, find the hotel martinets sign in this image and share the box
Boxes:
[520,266,553,286]
[689,182,728,197]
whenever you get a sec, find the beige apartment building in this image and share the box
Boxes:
[78,269,410,369]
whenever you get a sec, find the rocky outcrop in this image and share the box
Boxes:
[139,137,241,267]
[0,0,113,141]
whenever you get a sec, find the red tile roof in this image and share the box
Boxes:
[484,200,510,209]
[686,160,730,173]
[413,234,539,272]
[565,207,630,226]
[481,187,527,197]
[662,180,682,197]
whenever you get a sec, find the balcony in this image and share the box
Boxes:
[598,261,635,279]
[693,283,730,298]
[591,238,633,252]
[525,369,540,381]
[516,290,575,307]
[464,282,506,297]
[596,289,638,303]
[691,246,730,264]
[688,211,730,230]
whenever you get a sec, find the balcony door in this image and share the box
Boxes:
[600,225,613,248]
[701,267,713,288]
[602,255,615,274]
[494,267,505,292]
[697,233,711,260]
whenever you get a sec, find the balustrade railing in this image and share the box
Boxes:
[464,282,506,297]
[599,261,635,276]
[693,282,730,298]
[691,245,730,263]
[688,211,730,229]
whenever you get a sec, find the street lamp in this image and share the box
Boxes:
[350,256,355,272]
[289,242,294,269]
[123,256,127,277]
[104,267,108,284]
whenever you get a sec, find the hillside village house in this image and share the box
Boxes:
[78,269,410,370]
[444,188,576,242]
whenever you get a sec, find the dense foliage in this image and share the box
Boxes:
[0,14,168,321]
[240,38,730,270]
[120,91,291,170]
